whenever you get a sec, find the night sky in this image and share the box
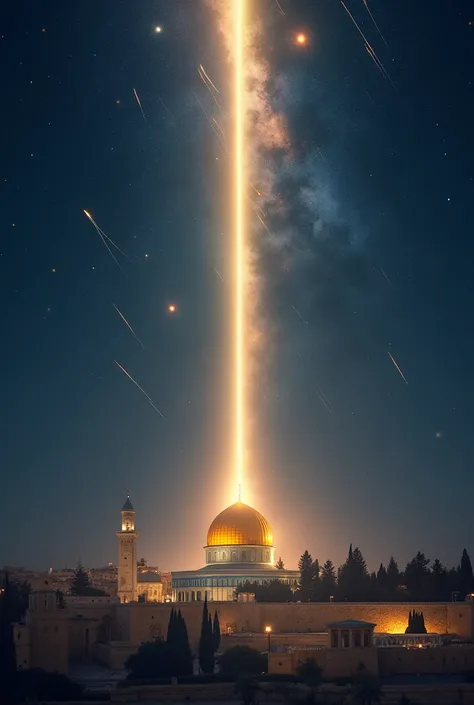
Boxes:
[2,0,474,574]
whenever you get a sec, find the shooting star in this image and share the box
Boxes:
[198,66,221,109]
[83,209,128,271]
[112,303,146,350]
[362,0,389,48]
[316,388,333,413]
[199,64,220,94]
[292,304,306,324]
[380,268,393,286]
[133,88,147,124]
[388,351,408,385]
[114,360,165,418]
[275,0,285,15]
[340,1,395,88]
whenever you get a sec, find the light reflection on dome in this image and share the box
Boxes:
[206,502,273,547]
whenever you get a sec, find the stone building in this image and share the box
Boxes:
[10,496,474,677]
[171,501,300,602]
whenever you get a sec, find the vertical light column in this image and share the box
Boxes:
[233,0,245,502]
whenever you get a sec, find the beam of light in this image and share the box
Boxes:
[340,1,395,88]
[83,209,128,271]
[114,360,165,417]
[133,88,147,124]
[233,0,245,503]
[362,0,389,49]
[388,351,408,385]
[112,302,146,350]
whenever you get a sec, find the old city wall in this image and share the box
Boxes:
[379,645,474,676]
[124,601,474,651]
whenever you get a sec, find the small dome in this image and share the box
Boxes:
[206,502,273,547]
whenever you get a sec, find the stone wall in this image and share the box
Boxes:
[124,601,474,652]
[379,645,474,675]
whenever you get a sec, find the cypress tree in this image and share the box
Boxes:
[176,609,193,676]
[212,610,221,653]
[199,595,215,674]
[459,549,474,596]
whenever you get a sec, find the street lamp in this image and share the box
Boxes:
[265,625,272,652]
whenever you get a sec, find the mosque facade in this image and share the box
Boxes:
[116,497,299,603]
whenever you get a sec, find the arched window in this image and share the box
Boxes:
[241,550,247,560]
[207,552,211,563]
[231,551,237,561]
[251,550,256,562]
[222,552,227,561]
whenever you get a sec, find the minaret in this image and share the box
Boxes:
[116,496,139,603]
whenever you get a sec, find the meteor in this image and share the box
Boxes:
[362,0,389,49]
[114,360,165,417]
[233,0,245,501]
[340,1,395,88]
[112,302,146,350]
[388,351,408,385]
[133,88,147,124]
[83,209,128,271]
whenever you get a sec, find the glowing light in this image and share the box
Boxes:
[233,0,245,502]
[265,625,272,633]
[155,26,162,33]
[168,304,176,313]
[296,33,307,45]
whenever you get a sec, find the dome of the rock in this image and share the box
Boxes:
[206,501,273,547]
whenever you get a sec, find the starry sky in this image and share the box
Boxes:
[1,0,474,574]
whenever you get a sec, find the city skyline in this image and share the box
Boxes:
[1,0,474,572]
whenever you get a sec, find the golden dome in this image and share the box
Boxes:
[206,502,273,547]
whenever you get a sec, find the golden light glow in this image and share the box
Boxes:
[265,625,272,634]
[155,26,162,33]
[296,33,307,45]
[168,304,176,313]
[206,502,273,547]
[233,0,245,502]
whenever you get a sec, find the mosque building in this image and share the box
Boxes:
[116,497,299,603]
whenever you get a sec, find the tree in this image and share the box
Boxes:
[168,609,193,677]
[320,560,337,601]
[70,564,107,596]
[235,580,294,602]
[16,669,84,701]
[404,552,430,601]
[386,557,401,599]
[352,664,382,705]
[235,676,260,705]
[430,559,448,601]
[405,610,427,634]
[219,646,267,677]
[338,545,370,601]
[276,557,285,570]
[295,657,322,685]
[213,610,221,653]
[298,551,318,601]
[459,549,474,597]
[126,639,170,679]
[199,595,215,674]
